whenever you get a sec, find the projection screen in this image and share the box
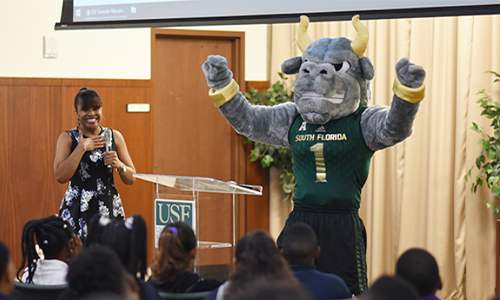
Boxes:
[55,0,500,30]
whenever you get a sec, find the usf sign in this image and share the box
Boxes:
[154,199,196,248]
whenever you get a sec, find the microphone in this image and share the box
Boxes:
[103,129,113,173]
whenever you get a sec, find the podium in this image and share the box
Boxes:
[134,173,263,270]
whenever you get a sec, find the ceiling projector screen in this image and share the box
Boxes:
[55,0,500,30]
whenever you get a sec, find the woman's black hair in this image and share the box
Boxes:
[150,221,197,282]
[74,87,102,112]
[86,214,148,280]
[17,215,74,283]
[225,230,295,299]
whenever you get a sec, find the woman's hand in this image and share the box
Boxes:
[78,129,105,152]
[113,130,136,185]
[68,234,83,261]
[103,150,122,169]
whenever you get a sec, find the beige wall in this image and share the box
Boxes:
[0,0,268,81]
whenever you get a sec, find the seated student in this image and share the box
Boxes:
[61,244,140,300]
[232,278,312,300]
[86,215,161,300]
[281,222,351,300]
[204,230,298,300]
[148,221,221,293]
[395,248,442,300]
[0,240,15,300]
[17,215,82,285]
[361,275,419,300]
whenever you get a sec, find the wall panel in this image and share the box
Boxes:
[0,78,153,267]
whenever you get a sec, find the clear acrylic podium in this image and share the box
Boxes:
[134,173,263,270]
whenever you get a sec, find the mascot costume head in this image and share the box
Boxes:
[283,15,375,124]
[202,15,425,295]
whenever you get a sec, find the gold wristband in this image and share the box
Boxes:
[392,77,425,104]
[208,79,240,107]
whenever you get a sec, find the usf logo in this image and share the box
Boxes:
[154,199,196,247]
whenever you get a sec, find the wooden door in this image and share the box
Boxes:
[151,29,268,268]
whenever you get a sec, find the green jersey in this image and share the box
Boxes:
[289,106,374,208]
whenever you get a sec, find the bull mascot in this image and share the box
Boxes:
[202,15,425,295]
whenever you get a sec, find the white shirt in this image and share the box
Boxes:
[215,280,230,300]
[21,259,68,285]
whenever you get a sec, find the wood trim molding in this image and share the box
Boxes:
[0,78,153,87]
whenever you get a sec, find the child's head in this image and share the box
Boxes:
[233,278,312,300]
[17,215,74,282]
[86,215,148,280]
[281,222,318,265]
[0,239,15,295]
[395,248,442,297]
[362,275,419,300]
[234,230,287,275]
[226,230,295,299]
[67,245,139,300]
[150,221,197,282]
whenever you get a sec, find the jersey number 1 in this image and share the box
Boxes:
[310,143,327,182]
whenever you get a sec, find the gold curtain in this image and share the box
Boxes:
[268,15,500,300]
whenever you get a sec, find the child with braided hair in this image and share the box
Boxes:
[148,221,221,293]
[86,214,161,300]
[17,215,82,285]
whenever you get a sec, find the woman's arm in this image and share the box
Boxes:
[53,132,85,184]
[53,130,106,183]
[104,130,136,185]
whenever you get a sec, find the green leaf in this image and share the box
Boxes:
[476,156,483,169]
[488,149,497,159]
[470,122,480,133]
[249,149,260,162]
[261,154,274,168]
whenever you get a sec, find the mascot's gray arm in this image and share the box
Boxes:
[219,92,299,148]
[361,57,425,151]
[360,98,420,151]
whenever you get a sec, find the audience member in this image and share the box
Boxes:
[148,221,220,293]
[232,278,313,300]
[86,215,161,300]
[395,248,442,300]
[362,275,419,300]
[17,215,81,285]
[0,240,15,300]
[204,230,297,300]
[282,222,351,300]
[60,245,139,300]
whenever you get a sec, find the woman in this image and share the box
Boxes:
[204,230,298,300]
[17,215,82,285]
[148,221,221,293]
[54,87,136,239]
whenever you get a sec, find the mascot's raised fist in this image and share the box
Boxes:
[202,55,233,91]
[395,57,426,89]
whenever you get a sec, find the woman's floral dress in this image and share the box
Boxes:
[58,127,125,239]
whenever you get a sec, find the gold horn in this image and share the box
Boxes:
[296,15,313,52]
[350,15,369,57]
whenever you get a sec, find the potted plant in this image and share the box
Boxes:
[465,71,500,213]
